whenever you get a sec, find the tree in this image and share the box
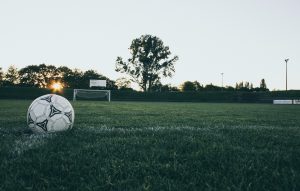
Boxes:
[18,64,60,88]
[160,84,179,92]
[62,69,117,89]
[150,81,163,92]
[193,81,203,91]
[205,83,222,91]
[106,79,118,90]
[0,67,3,87]
[5,65,19,85]
[160,84,172,92]
[170,86,179,92]
[152,83,179,92]
[250,83,254,90]
[225,86,235,91]
[38,64,60,88]
[181,81,196,91]
[244,82,250,90]
[0,67,3,82]
[63,69,84,88]
[115,77,132,90]
[57,66,73,87]
[237,82,244,90]
[260,79,268,91]
[19,65,41,87]
[116,34,178,92]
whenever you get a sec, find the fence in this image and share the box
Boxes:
[0,87,299,103]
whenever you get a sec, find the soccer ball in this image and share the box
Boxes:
[27,94,75,133]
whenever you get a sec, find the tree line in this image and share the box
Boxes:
[0,34,269,92]
[0,64,117,89]
[178,79,268,92]
[0,64,268,92]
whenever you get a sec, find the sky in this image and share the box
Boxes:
[0,0,299,90]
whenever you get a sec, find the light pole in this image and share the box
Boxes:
[284,59,289,92]
[221,73,224,90]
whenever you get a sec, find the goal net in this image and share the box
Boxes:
[73,89,111,102]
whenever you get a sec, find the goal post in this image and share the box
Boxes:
[73,89,111,102]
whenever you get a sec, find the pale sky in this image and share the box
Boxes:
[0,0,299,90]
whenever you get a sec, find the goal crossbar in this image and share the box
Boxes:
[73,89,111,102]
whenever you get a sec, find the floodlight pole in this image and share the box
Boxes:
[284,59,289,92]
[221,73,224,90]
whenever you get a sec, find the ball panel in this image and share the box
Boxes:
[50,113,63,121]
[31,103,47,117]
[52,117,70,132]
[55,95,71,108]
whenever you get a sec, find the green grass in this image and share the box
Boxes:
[0,100,299,191]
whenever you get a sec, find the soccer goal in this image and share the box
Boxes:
[73,89,111,102]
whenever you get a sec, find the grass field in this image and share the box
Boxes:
[0,100,299,190]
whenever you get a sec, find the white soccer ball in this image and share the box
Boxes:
[27,94,75,133]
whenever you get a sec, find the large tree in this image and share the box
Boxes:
[39,64,60,88]
[19,65,42,87]
[57,66,73,87]
[19,64,60,88]
[62,68,84,88]
[115,34,178,92]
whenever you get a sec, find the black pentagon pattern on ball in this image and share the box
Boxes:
[64,111,72,123]
[49,105,62,117]
[28,113,34,124]
[36,119,48,131]
[40,95,52,103]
